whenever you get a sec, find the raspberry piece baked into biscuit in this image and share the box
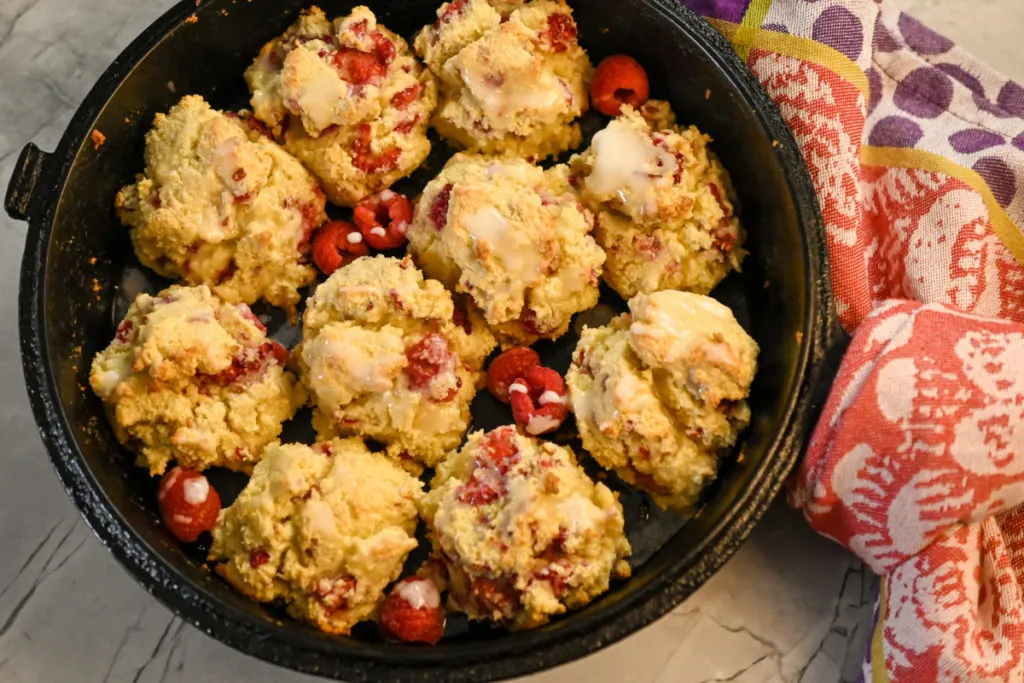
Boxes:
[406,153,604,346]
[246,6,438,206]
[421,426,631,629]
[89,285,304,476]
[209,439,422,635]
[115,95,326,316]
[566,290,759,511]
[569,106,745,299]
[297,255,496,470]
[415,0,591,159]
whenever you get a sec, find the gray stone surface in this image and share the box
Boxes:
[6,0,1018,680]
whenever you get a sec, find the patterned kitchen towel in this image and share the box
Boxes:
[680,0,1024,681]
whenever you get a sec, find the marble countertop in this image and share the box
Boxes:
[0,1,889,681]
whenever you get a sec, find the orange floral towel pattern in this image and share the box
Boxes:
[685,0,1024,680]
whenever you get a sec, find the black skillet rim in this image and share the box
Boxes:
[15,0,835,680]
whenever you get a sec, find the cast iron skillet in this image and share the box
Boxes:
[8,0,842,680]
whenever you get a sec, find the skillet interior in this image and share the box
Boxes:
[15,0,833,680]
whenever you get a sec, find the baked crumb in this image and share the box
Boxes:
[91,129,106,149]
[567,291,759,511]
[89,284,303,475]
[705,89,711,100]
[89,257,97,265]
[185,14,198,24]
[570,107,744,299]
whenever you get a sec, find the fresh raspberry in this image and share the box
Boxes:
[353,190,412,250]
[485,347,541,403]
[157,467,221,543]
[378,577,446,645]
[312,220,369,275]
[541,13,577,52]
[391,84,421,110]
[509,366,569,436]
[428,184,454,231]
[591,54,650,116]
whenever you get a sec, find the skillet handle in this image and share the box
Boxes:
[5,142,52,222]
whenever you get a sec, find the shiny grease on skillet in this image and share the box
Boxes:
[11,0,838,680]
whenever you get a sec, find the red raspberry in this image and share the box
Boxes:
[312,220,369,275]
[391,84,421,110]
[456,427,520,504]
[591,54,650,117]
[451,300,472,335]
[542,13,577,52]
[708,183,734,219]
[712,224,738,252]
[237,305,267,333]
[249,549,270,568]
[265,340,289,366]
[636,234,662,261]
[428,183,454,231]
[395,115,422,135]
[333,48,386,84]
[437,0,468,26]
[479,426,519,473]
[486,347,541,403]
[114,319,135,343]
[471,577,520,617]
[353,190,412,250]
[378,577,446,645]
[351,124,401,174]
[348,19,369,37]
[519,308,548,336]
[405,334,457,399]
[157,467,222,543]
[372,32,396,65]
[201,340,288,388]
[315,575,358,610]
[509,366,569,436]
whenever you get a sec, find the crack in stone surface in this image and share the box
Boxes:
[130,616,179,683]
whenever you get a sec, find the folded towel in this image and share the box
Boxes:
[682,1,1024,680]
